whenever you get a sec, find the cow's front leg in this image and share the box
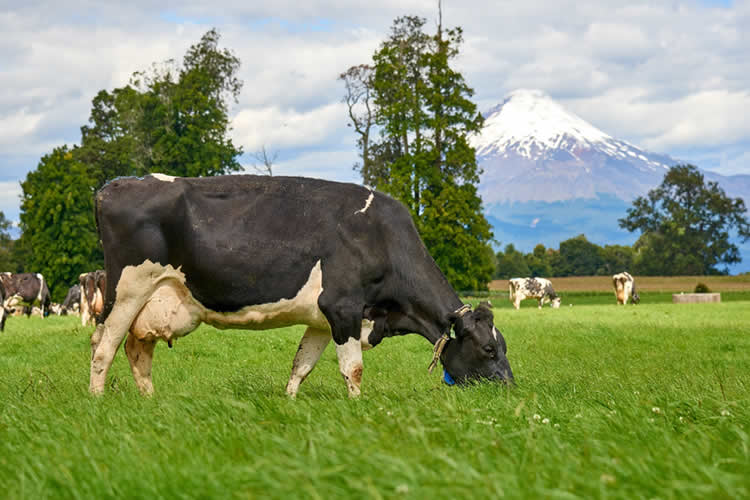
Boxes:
[125,334,157,395]
[286,327,331,397]
[538,298,543,309]
[335,337,363,398]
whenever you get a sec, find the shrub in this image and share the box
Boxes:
[694,283,711,293]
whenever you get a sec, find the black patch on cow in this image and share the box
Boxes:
[525,278,543,295]
[543,285,558,300]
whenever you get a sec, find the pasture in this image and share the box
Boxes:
[1,296,749,499]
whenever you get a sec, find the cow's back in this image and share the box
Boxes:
[96,175,420,314]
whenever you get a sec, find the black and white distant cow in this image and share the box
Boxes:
[508,277,561,310]
[79,271,105,325]
[0,279,8,331]
[0,272,51,318]
[612,272,640,305]
[60,284,82,316]
[90,174,514,397]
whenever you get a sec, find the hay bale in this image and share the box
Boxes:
[672,293,721,304]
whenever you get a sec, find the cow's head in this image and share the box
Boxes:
[550,297,561,308]
[440,302,514,385]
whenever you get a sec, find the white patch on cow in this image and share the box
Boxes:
[492,326,499,341]
[354,191,374,214]
[335,336,363,398]
[151,173,176,182]
[360,319,375,350]
[117,259,331,345]
[35,273,45,303]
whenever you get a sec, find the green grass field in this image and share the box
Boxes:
[1,296,749,499]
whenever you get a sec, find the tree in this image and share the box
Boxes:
[250,145,277,176]
[18,29,245,299]
[495,244,530,279]
[344,13,494,290]
[619,164,750,275]
[599,244,635,276]
[526,244,552,277]
[0,211,19,272]
[77,28,244,188]
[339,64,375,176]
[17,146,102,301]
[556,235,605,276]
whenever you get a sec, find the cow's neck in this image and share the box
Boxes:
[400,260,465,345]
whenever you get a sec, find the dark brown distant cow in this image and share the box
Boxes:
[0,272,51,318]
[60,284,81,316]
[80,271,106,326]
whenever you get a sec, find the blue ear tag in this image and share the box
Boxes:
[443,369,456,386]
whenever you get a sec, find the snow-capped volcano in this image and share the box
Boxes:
[473,89,675,204]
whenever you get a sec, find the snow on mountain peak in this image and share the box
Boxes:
[472,89,614,160]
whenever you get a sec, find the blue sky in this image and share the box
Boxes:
[1,0,749,226]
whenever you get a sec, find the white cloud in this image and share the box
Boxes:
[242,149,360,183]
[232,101,349,151]
[0,181,22,220]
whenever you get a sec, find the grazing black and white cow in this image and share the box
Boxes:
[612,272,640,305]
[79,271,105,325]
[508,277,561,310]
[90,174,514,396]
[60,284,82,316]
[0,272,51,318]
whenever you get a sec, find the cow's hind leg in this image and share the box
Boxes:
[125,334,157,395]
[89,265,162,394]
[286,327,331,397]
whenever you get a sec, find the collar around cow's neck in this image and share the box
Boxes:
[427,304,471,373]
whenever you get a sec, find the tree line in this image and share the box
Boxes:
[496,165,750,279]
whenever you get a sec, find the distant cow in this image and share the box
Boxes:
[0,272,51,318]
[80,271,106,326]
[509,277,561,310]
[613,272,640,305]
[89,174,513,397]
[60,284,81,316]
[0,280,8,331]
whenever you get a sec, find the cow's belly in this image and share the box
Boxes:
[126,260,331,341]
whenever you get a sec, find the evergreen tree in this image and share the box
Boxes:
[345,14,494,290]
